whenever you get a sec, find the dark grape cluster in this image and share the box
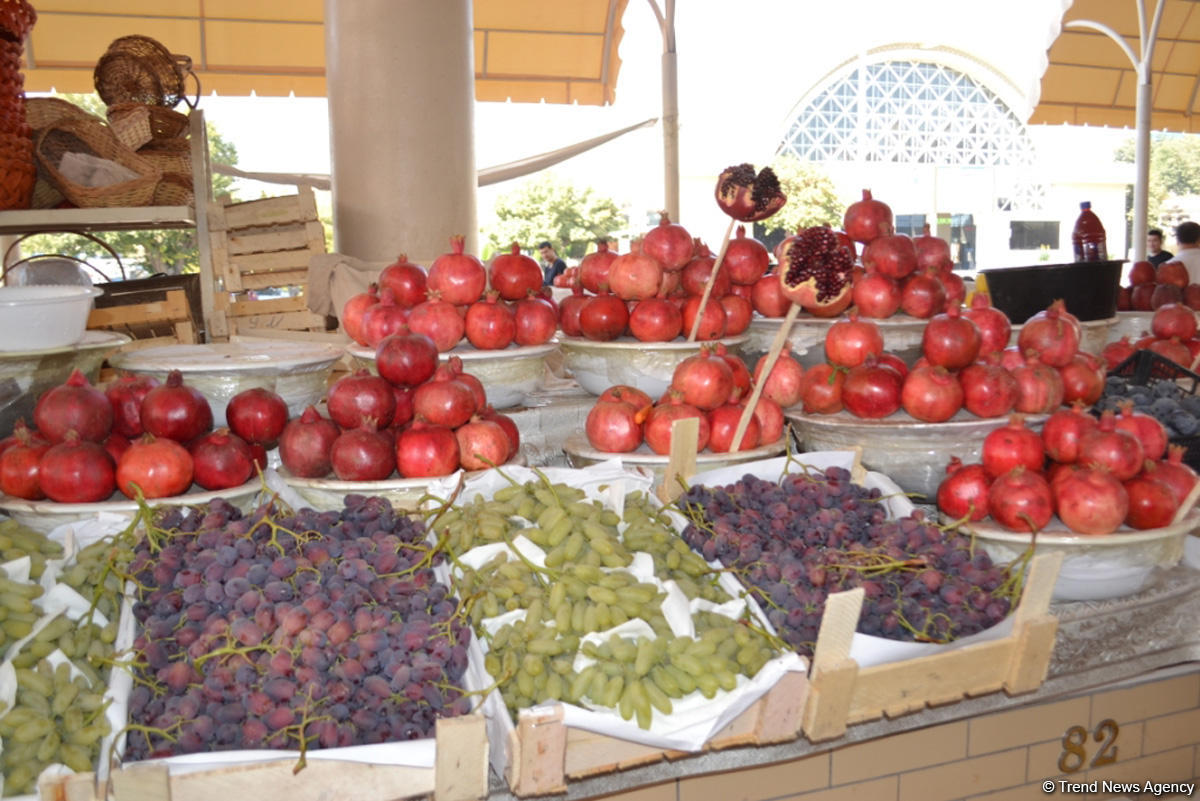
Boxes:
[124,495,471,760]
[783,226,853,302]
[677,467,1015,657]
[1095,374,1200,437]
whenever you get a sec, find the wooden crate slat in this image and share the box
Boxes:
[228,227,315,256]
[228,294,311,317]
[233,309,330,332]
[237,269,310,291]
[163,759,434,801]
[88,290,191,328]
[221,191,318,230]
[434,715,489,801]
[231,249,313,275]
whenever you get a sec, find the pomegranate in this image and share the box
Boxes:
[608,242,665,301]
[392,385,415,428]
[841,357,904,419]
[1157,261,1189,288]
[825,312,884,368]
[899,270,947,319]
[597,385,653,410]
[586,400,643,453]
[729,283,754,303]
[900,365,963,423]
[725,226,770,285]
[999,346,1027,372]
[626,298,681,342]
[412,375,476,429]
[1114,400,1168,461]
[0,423,48,500]
[330,421,396,481]
[117,435,193,499]
[714,163,786,222]
[1152,283,1184,309]
[779,226,854,317]
[1079,410,1144,481]
[361,288,411,348]
[1124,470,1178,529]
[719,295,753,336]
[752,272,791,317]
[1101,337,1136,370]
[1155,445,1198,504]
[139,371,212,443]
[341,283,380,344]
[34,368,113,444]
[682,295,726,341]
[378,254,427,308]
[982,415,1044,478]
[488,243,542,301]
[862,234,917,280]
[580,241,619,294]
[559,286,589,338]
[512,295,557,347]
[680,242,730,298]
[752,396,785,443]
[456,418,511,470]
[1057,354,1104,406]
[656,269,681,298]
[800,364,845,414]
[36,432,114,503]
[327,370,396,430]
[959,358,1018,418]
[642,393,710,454]
[225,388,288,448]
[1129,261,1156,285]
[922,306,982,369]
[1131,283,1156,311]
[406,294,465,352]
[1152,303,1198,340]
[105,374,159,439]
[189,429,255,491]
[376,332,439,388]
[671,350,734,411]
[1118,286,1133,311]
[913,224,952,271]
[427,235,486,305]
[278,406,340,478]
[396,420,460,478]
[1185,283,1200,310]
[464,293,516,350]
[1041,404,1099,464]
[988,467,1054,532]
[478,406,520,460]
[1012,353,1065,415]
[641,213,693,272]
[578,294,629,341]
[843,189,893,244]
[939,270,967,310]
[708,405,760,453]
[852,272,902,319]
[1054,465,1129,535]
[936,457,991,521]
[103,432,131,464]
[1018,301,1080,367]
[1148,336,1193,366]
[753,348,805,408]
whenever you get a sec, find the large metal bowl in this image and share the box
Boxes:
[564,432,787,489]
[745,314,928,367]
[558,334,749,397]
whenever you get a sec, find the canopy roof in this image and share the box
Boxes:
[24,0,629,105]
[1030,0,1200,132]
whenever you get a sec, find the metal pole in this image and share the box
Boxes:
[661,0,679,221]
[1133,79,1151,262]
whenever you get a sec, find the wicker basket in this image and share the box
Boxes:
[137,137,190,175]
[26,97,100,131]
[152,172,192,206]
[94,35,196,109]
[35,118,160,208]
[0,0,35,43]
[107,102,189,150]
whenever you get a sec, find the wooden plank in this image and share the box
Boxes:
[802,659,859,742]
[1004,616,1059,695]
[41,771,102,801]
[435,715,489,801]
[192,110,216,343]
[164,760,434,801]
[210,230,240,292]
[173,320,197,344]
[508,709,567,797]
[230,330,351,345]
[88,290,191,328]
[228,294,310,317]
[237,269,309,291]
[231,249,313,275]
[753,670,808,743]
[223,193,316,230]
[111,762,171,801]
[234,310,330,332]
[659,416,698,503]
[228,227,314,256]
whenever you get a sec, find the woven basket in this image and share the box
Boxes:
[107,102,189,150]
[35,118,160,208]
[0,0,35,43]
[94,35,197,109]
[152,172,192,206]
[26,97,99,131]
[137,137,190,175]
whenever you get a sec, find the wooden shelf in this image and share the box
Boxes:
[0,205,196,234]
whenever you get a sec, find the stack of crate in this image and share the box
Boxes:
[209,186,331,340]
[87,275,202,351]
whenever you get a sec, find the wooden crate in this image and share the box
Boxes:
[801,550,1063,742]
[506,670,809,796]
[208,186,331,340]
[87,288,198,348]
[41,715,488,801]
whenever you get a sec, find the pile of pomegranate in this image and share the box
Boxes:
[0,370,278,503]
[584,345,792,454]
[1117,259,1200,311]
[278,332,519,481]
[561,215,763,343]
[1101,303,1200,371]
[937,409,1196,534]
[341,238,558,352]
[796,298,1104,421]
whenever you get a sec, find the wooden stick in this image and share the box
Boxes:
[687,216,736,342]
[731,303,800,449]
[658,415,699,503]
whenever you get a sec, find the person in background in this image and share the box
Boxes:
[538,241,567,287]
[1147,227,1174,266]
[1170,221,1200,285]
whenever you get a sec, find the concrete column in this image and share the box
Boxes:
[324,0,478,264]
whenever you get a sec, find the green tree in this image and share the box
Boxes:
[483,173,627,261]
[1114,134,1200,227]
[19,93,240,277]
[755,155,845,238]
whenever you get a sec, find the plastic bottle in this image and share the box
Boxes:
[1072,201,1107,262]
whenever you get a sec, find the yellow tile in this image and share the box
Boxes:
[898,750,1027,801]
[785,776,898,801]
[969,698,1091,756]
[1090,674,1200,727]
[1085,745,1195,785]
[594,781,677,801]
[830,722,967,784]
[1142,708,1200,755]
[677,753,829,801]
[965,782,1063,801]
[1025,722,1141,782]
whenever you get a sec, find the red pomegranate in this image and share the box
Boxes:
[1114,400,1168,461]
[825,312,884,368]
[1012,352,1065,415]
[341,283,380,345]
[642,392,710,454]
[900,365,963,423]
[841,357,904,419]
[752,272,791,318]
[330,420,396,481]
[38,432,115,503]
[1151,303,1198,340]
[982,415,1044,478]
[707,405,760,453]
[1148,336,1193,366]
[586,400,644,453]
[1101,337,1136,370]
[412,373,476,429]
[327,370,396,430]
[1131,283,1156,311]
[579,241,619,294]
[682,295,727,341]
[513,295,557,346]
[1129,261,1156,286]
[225,388,289,448]
[103,432,130,464]
[843,189,893,244]
[936,457,991,521]
[376,332,439,388]
[959,358,1018,418]
[719,295,753,336]
[559,286,589,338]
[921,306,982,369]
[608,241,665,301]
[913,224,952,271]
[378,254,428,308]
[578,294,630,341]
[478,406,520,460]
[752,396,785,443]
[629,298,683,342]
[361,288,411,348]
[34,368,113,444]
[862,234,917,280]
[671,349,734,411]
[105,374,159,439]
[715,163,786,222]
[852,272,902,319]
[1041,403,1098,464]
[641,212,693,271]
[799,364,845,414]
[1018,301,1080,367]
[1124,470,1178,529]
[1157,261,1189,289]
[189,429,255,491]
[278,406,340,478]
[396,420,460,478]
[139,371,212,443]
[753,348,806,408]
[680,242,730,298]
[779,226,854,317]
[463,293,516,350]
[725,225,770,285]
[406,294,465,352]
[1154,445,1198,504]
[455,418,511,470]
[1079,409,1145,481]
[427,235,486,305]
[488,243,543,301]
[0,422,48,500]
[899,270,946,319]
[988,467,1054,532]
[116,435,194,499]
[1054,465,1129,535]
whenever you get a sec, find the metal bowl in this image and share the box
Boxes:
[563,432,787,489]
[745,315,928,367]
[558,334,749,397]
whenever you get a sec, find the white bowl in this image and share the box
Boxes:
[564,432,787,489]
[558,334,749,397]
[110,342,344,427]
[348,341,555,410]
[745,314,928,366]
[1185,533,1200,571]
[786,408,1049,500]
[0,285,103,351]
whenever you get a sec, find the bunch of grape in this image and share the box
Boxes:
[677,467,1016,657]
[123,495,470,761]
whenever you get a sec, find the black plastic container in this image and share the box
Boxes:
[980,260,1122,324]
